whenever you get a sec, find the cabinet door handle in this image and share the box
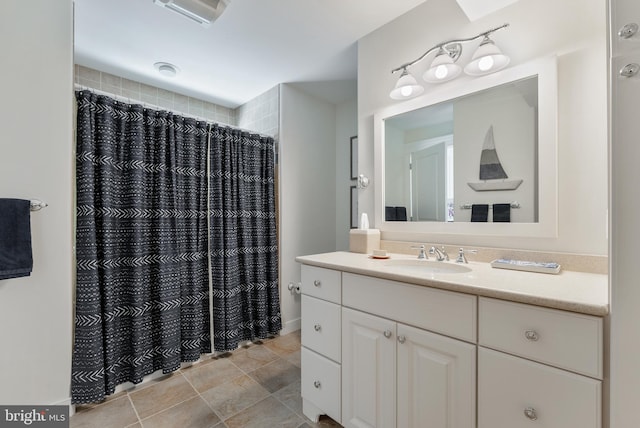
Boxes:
[383,330,392,339]
[314,324,321,332]
[397,335,406,344]
[313,380,321,389]
[620,63,640,78]
[619,22,638,39]
[524,330,539,341]
[313,280,321,287]
[524,407,538,421]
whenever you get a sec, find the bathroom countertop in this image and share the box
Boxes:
[295,251,609,316]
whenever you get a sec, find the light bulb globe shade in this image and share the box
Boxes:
[464,38,510,76]
[389,70,424,100]
[423,52,462,83]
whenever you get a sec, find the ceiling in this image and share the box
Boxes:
[74,0,430,108]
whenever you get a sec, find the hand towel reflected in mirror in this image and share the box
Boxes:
[493,203,511,222]
[470,204,489,222]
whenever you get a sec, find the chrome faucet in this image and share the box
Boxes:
[411,245,427,259]
[429,246,449,261]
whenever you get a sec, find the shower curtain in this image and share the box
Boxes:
[72,91,211,404]
[71,91,281,404]
[209,125,281,352]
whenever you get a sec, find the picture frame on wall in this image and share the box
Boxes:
[350,135,358,180]
[350,185,358,229]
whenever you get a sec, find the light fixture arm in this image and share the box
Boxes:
[390,23,509,74]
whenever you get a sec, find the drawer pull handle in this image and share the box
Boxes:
[397,335,406,344]
[383,330,392,339]
[313,380,321,389]
[524,407,538,421]
[314,324,321,332]
[313,280,321,287]
[525,330,539,341]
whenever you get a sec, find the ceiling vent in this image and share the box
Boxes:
[154,0,230,27]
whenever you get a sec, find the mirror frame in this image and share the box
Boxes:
[374,56,558,238]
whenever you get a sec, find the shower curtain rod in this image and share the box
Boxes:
[73,84,276,140]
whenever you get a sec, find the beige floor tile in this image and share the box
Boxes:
[128,373,197,419]
[182,357,244,393]
[200,374,270,420]
[285,349,302,368]
[70,396,138,428]
[248,358,301,393]
[264,331,302,357]
[74,390,128,412]
[272,379,302,414]
[298,416,343,428]
[229,343,279,372]
[224,396,304,428]
[139,396,221,428]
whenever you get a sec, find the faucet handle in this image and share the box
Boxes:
[456,248,477,264]
[411,245,428,259]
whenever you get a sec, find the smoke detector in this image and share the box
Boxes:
[154,0,230,27]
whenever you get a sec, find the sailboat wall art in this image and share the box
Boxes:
[467,125,523,191]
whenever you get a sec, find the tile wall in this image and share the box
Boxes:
[236,85,280,138]
[74,65,237,126]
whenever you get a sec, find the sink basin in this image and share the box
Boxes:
[381,259,472,274]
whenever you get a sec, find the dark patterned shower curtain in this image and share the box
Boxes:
[72,91,211,404]
[209,125,281,352]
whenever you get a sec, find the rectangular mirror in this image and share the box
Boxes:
[385,76,538,223]
[374,57,557,238]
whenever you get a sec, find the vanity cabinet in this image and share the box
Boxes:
[298,258,605,428]
[342,308,476,428]
[300,265,342,423]
[341,273,476,428]
[478,297,603,428]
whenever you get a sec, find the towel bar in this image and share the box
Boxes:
[30,200,48,211]
[459,202,520,210]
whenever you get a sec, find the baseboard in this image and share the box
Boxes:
[280,317,301,336]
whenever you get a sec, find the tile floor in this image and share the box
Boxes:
[70,331,342,428]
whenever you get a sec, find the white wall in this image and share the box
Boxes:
[279,84,338,333]
[358,0,608,254]
[335,98,358,250]
[454,84,536,222]
[0,0,73,405]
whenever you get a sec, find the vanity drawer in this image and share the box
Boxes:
[478,347,601,428]
[301,347,341,424]
[479,297,603,378]
[301,265,341,304]
[342,272,477,342]
[301,295,341,362]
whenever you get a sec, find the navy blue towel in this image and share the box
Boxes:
[385,206,397,221]
[470,204,489,222]
[493,203,511,222]
[0,199,33,280]
[395,206,407,221]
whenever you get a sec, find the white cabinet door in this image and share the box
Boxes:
[397,323,476,428]
[342,308,396,428]
[478,347,601,428]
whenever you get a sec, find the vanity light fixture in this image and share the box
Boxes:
[389,68,425,100]
[390,23,510,100]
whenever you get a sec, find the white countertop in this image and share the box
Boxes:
[295,251,609,316]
